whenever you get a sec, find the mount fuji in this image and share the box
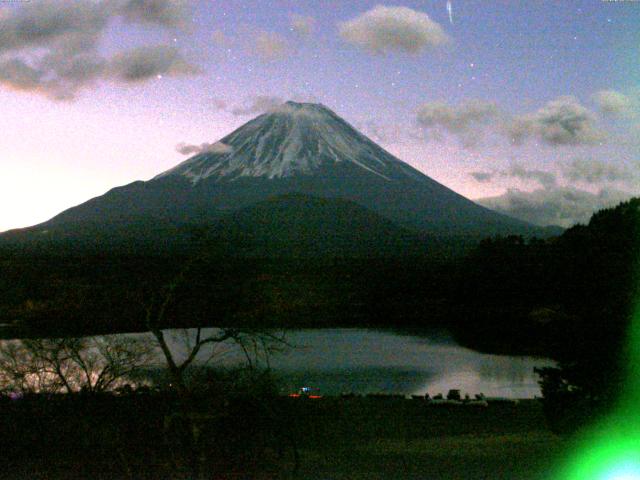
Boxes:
[3,102,552,254]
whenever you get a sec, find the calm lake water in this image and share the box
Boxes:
[159,328,553,399]
[0,327,553,398]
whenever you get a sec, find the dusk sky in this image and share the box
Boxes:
[1,0,639,232]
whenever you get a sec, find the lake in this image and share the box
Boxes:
[159,328,553,399]
[0,327,553,398]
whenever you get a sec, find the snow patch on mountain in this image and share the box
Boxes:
[155,102,418,184]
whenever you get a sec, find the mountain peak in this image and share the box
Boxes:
[260,100,334,119]
[279,101,333,115]
[283,100,325,109]
[156,101,411,184]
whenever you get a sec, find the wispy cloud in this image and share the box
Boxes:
[506,164,557,189]
[118,0,189,28]
[230,95,285,116]
[211,30,229,46]
[290,14,315,37]
[470,171,494,182]
[416,100,499,146]
[254,31,290,61]
[563,158,631,184]
[176,141,233,156]
[416,100,500,133]
[109,45,200,82]
[477,187,632,228]
[592,90,636,119]
[470,163,557,189]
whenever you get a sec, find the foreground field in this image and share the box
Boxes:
[276,398,565,480]
[0,395,566,479]
[285,432,563,479]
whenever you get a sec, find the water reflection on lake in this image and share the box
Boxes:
[161,328,553,399]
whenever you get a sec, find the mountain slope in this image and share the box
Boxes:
[2,101,551,252]
[210,193,428,258]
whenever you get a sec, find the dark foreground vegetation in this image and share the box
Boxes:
[0,387,288,479]
[0,388,562,480]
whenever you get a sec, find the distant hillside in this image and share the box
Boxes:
[209,194,428,258]
[452,197,640,360]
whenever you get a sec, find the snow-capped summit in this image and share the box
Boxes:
[156,101,420,183]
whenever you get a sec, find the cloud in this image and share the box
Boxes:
[477,186,632,227]
[0,1,108,53]
[0,58,45,92]
[289,92,322,104]
[211,30,228,46]
[176,141,233,156]
[563,158,630,184]
[469,163,557,189]
[211,98,228,110]
[0,0,187,52]
[222,94,321,117]
[41,50,105,84]
[506,164,557,189]
[230,95,284,116]
[41,30,106,74]
[117,0,188,28]
[592,90,635,118]
[506,96,604,146]
[416,100,500,146]
[470,171,494,182]
[0,0,198,100]
[0,52,105,101]
[338,5,449,54]
[416,95,613,148]
[416,100,500,133]
[254,31,290,61]
[290,14,315,37]
[109,45,200,82]
[358,120,406,144]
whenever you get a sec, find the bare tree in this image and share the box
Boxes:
[141,257,288,395]
[139,256,294,478]
[146,325,287,395]
[0,336,155,394]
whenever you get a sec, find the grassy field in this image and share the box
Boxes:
[274,398,566,480]
[286,433,563,480]
[0,395,567,479]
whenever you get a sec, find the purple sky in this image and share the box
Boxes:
[1,0,639,231]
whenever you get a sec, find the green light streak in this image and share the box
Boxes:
[556,301,640,479]
[558,429,640,480]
